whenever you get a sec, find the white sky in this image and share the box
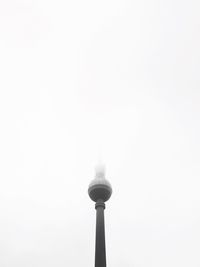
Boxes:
[0,0,200,266]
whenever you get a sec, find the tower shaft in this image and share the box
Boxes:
[95,201,106,267]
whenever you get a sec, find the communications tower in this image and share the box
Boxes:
[88,164,112,267]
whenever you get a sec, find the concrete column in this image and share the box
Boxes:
[95,200,106,267]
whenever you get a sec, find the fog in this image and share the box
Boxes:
[0,0,199,266]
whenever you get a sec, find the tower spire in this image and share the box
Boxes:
[95,163,106,179]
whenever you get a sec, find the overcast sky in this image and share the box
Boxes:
[0,0,200,266]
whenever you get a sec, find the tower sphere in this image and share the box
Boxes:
[88,164,112,202]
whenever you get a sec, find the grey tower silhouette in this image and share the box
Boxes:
[88,164,112,267]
